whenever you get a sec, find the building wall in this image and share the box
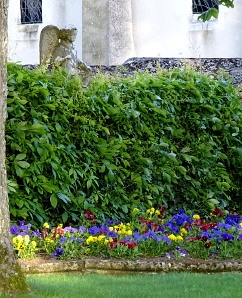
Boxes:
[132,0,242,59]
[8,0,82,64]
[8,0,242,66]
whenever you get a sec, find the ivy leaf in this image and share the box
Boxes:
[15,153,26,161]
[50,194,58,208]
[17,161,30,168]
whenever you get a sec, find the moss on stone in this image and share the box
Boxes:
[0,244,29,296]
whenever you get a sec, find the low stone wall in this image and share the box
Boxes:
[90,57,242,85]
[20,257,242,274]
[23,58,242,85]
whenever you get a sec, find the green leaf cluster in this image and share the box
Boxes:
[6,63,242,225]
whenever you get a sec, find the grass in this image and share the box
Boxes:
[4,272,242,298]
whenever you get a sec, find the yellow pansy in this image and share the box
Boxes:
[193,214,200,219]
[168,234,177,241]
[86,236,98,244]
[17,243,25,250]
[155,210,160,216]
[12,237,18,244]
[85,248,90,255]
[97,235,105,241]
[150,207,155,214]
[31,241,37,248]
[16,235,23,242]
[44,237,53,243]
[23,235,30,245]
[180,228,187,235]
[43,222,49,229]
[118,229,126,235]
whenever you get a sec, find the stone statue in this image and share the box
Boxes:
[39,25,91,78]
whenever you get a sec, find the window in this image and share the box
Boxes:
[20,0,42,24]
[192,0,218,14]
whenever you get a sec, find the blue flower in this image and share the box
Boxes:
[31,230,41,238]
[88,226,100,235]
[176,246,188,256]
[59,237,67,244]
[107,230,117,238]
[51,247,64,257]
[221,233,234,241]
[225,215,242,225]
[157,235,171,245]
[217,223,234,230]
[75,237,84,243]
[123,235,132,242]
[19,220,25,226]
[64,227,78,233]
[165,222,179,234]
[237,234,242,240]
[10,225,19,235]
[133,232,143,243]
[19,231,28,236]
[78,226,86,234]
[105,219,120,225]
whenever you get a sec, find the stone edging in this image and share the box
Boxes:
[19,258,242,274]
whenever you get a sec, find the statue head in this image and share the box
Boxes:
[59,25,78,43]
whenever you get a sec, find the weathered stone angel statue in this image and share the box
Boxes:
[39,25,91,78]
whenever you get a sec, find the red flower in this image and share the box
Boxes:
[193,218,204,226]
[200,224,212,231]
[201,236,208,242]
[127,242,137,249]
[41,228,48,239]
[84,210,95,220]
[57,227,65,235]
[204,241,212,248]
[185,235,201,241]
[157,205,166,215]
[212,208,223,217]
[109,241,118,249]
[53,227,65,235]
[184,222,191,230]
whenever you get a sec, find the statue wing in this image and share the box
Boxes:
[39,25,60,65]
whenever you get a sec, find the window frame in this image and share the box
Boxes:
[20,0,43,24]
[192,0,219,15]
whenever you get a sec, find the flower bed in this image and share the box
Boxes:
[10,207,242,261]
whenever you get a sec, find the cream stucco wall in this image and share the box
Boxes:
[132,0,242,58]
[8,0,242,66]
[8,0,82,64]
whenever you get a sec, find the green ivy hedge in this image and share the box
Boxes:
[6,63,242,226]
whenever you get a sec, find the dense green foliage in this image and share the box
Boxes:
[6,63,242,226]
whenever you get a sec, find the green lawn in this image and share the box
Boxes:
[5,272,242,298]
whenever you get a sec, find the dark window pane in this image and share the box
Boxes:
[193,0,218,14]
[20,0,42,24]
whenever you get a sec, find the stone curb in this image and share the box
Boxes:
[19,258,242,274]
